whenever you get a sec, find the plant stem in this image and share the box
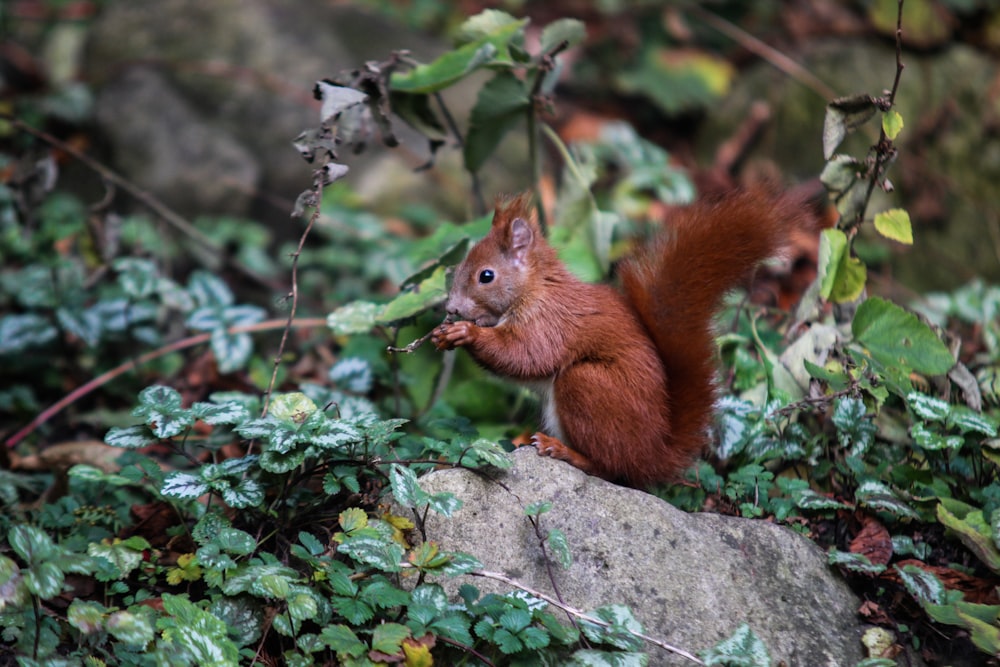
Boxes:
[5,318,327,449]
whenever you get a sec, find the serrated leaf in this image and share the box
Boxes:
[210,328,254,373]
[68,599,107,634]
[187,270,234,308]
[259,448,306,474]
[852,297,955,375]
[469,438,513,469]
[882,109,904,140]
[372,622,411,654]
[160,593,240,666]
[700,622,770,666]
[389,463,428,508]
[329,357,373,393]
[337,535,404,572]
[547,529,572,569]
[89,541,145,579]
[873,208,912,245]
[319,624,367,657]
[823,94,878,159]
[107,608,155,646]
[191,400,250,425]
[213,527,257,555]
[339,507,369,533]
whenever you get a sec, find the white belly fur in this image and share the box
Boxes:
[527,379,565,442]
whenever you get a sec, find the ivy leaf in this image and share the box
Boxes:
[0,313,59,354]
[105,424,155,449]
[873,208,913,245]
[852,297,955,376]
[828,549,887,575]
[161,472,209,501]
[133,385,194,438]
[895,564,945,606]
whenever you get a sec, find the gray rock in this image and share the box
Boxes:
[412,447,864,666]
[95,66,259,217]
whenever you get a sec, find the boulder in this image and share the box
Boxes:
[412,447,865,666]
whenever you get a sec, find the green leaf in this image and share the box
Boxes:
[873,208,913,245]
[469,438,513,469]
[547,529,572,570]
[161,472,209,501]
[617,48,734,115]
[882,109,904,140]
[855,480,920,519]
[107,608,156,646]
[827,549,887,575]
[463,71,529,173]
[937,498,1000,573]
[133,385,193,438]
[390,18,527,94]
[337,536,404,572]
[819,154,862,195]
[579,605,644,651]
[88,541,145,579]
[376,265,449,324]
[906,391,950,421]
[327,300,381,335]
[159,593,240,667]
[105,424,155,449]
[823,94,878,160]
[319,624,367,657]
[793,489,850,512]
[570,650,648,666]
[818,228,867,303]
[700,622,771,667]
[68,599,107,634]
[852,297,955,375]
[0,313,59,354]
[372,622,411,655]
[895,564,945,606]
[213,527,257,556]
[541,18,586,53]
[911,422,964,451]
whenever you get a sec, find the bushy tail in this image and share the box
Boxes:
[618,186,812,470]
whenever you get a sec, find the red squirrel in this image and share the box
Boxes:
[431,187,811,488]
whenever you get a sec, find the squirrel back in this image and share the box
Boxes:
[433,186,812,488]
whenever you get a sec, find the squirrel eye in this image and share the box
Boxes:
[478,269,495,284]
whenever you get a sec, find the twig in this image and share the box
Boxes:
[5,318,327,449]
[386,327,436,354]
[1,113,279,291]
[467,568,707,665]
[260,167,325,418]
[855,0,906,229]
[686,4,836,101]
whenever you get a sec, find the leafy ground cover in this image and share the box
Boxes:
[2,2,1000,665]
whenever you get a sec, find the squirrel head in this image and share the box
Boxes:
[445,193,543,327]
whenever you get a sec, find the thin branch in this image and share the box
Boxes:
[855,0,906,229]
[2,113,280,291]
[686,4,836,101]
[467,568,706,665]
[260,168,325,417]
[5,318,327,449]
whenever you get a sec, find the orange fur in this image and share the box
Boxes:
[432,187,811,488]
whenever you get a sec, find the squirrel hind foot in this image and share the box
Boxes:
[531,432,599,476]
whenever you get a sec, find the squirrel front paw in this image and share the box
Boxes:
[432,320,477,350]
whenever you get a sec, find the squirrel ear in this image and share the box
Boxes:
[509,217,534,263]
